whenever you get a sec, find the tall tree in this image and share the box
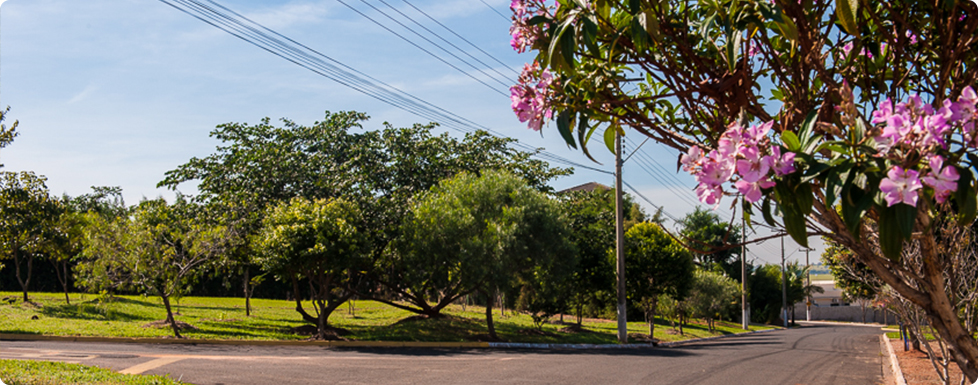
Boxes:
[76,197,229,338]
[678,207,742,279]
[0,171,58,302]
[254,198,367,340]
[356,125,570,311]
[159,111,378,321]
[388,171,575,339]
[561,190,615,326]
[624,222,695,338]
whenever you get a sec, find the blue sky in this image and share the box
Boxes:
[0,0,820,264]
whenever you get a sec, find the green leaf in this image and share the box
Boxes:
[762,197,778,227]
[850,117,867,145]
[560,25,577,69]
[877,205,904,261]
[782,206,808,247]
[798,110,819,151]
[894,203,916,240]
[630,16,650,51]
[603,126,617,154]
[557,111,577,149]
[956,168,977,225]
[835,0,859,36]
[628,0,641,14]
[527,15,549,26]
[582,17,600,56]
[781,131,801,152]
[578,114,600,163]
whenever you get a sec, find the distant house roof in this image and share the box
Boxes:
[558,182,611,194]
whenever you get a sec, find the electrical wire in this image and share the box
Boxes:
[479,0,512,22]
[378,0,517,83]
[337,0,510,96]
[400,0,521,77]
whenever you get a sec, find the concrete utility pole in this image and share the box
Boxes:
[800,247,815,321]
[615,133,627,343]
[741,207,748,330]
[781,235,788,328]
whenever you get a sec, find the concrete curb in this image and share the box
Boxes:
[881,334,908,385]
[0,328,780,350]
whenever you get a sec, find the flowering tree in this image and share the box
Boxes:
[509,0,978,378]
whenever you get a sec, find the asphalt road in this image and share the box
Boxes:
[1,322,885,385]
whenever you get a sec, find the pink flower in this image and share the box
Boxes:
[695,183,723,206]
[921,156,959,203]
[695,153,735,186]
[510,62,555,131]
[680,146,704,172]
[879,166,923,207]
[735,178,775,203]
[771,146,796,176]
[735,146,773,183]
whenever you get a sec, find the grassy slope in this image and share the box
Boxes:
[0,359,186,385]
[0,292,770,344]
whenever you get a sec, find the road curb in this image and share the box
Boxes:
[881,334,908,385]
[0,328,780,350]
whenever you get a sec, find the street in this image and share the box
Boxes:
[1,323,884,384]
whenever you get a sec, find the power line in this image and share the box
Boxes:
[400,0,521,77]
[378,0,517,83]
[479,0,512,22]
[336,0,510,96]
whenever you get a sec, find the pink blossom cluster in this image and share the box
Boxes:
[681,121,796,206]
[510,61,555,131]
[872,87,978,207]
[509,0,556,53]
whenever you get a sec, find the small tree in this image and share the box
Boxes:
[76,197,227,338]
[624,222,695,338]
[689,270,741,333]
[254,197,367,340]
[389,170,575,339]
[0,171,58,302]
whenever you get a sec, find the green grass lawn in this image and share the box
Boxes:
[0,359,187,385]
[0,292,771,344]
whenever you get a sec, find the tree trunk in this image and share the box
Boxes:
[53,259,70,305]
[813,200,978,381]
[161,295,183,339]
[647,297,658,339]
[291,274,318,324]
[13,249,32,303]
[576,300,584,327]
[244,267,251,317]
[485,290,497,340]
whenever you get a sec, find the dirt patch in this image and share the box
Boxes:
[141,320,198,330]
[890,340,966,384]
[663,328,681,335]
[627,333,659,345]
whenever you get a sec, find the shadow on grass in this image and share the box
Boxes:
[39,303,155,322]
[0,329,42,335]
